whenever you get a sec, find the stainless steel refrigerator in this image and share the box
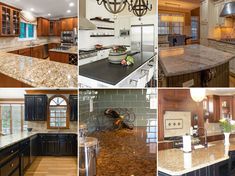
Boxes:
[130,24,155,53]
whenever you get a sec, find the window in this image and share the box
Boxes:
[191,16,199,41]
[158,13,184,35]
[19,22,36,39]
[48,95,69,129]
[0,103,26,135]
[146,119,157,143]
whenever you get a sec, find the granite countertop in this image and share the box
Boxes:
[90,128,157,176]
[0,131,77,150]
[0,50,77,88]
[79,51,156,85]
[49,46,78,55]
[208,38,235,45]
[159,44,235,77]
[158,139,235,175]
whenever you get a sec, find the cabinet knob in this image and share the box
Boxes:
[11,150,14,153]
[11,163,14,167]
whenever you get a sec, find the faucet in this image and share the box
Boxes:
[197,127,208,148]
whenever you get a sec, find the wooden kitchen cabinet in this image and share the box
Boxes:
[20,139,30,175]
[203,95,220,122]
[60,17,74,31]
[0,2,21,37]
[49,51,69,64]
[49,20,61,36]
[49,43,60,50]
[73,17,78,29]
[37,17,49,36]
[18,48,31,57]
[220,96,233,119]
[31,45,44,59]
[69,95,78,121]
[25,95,48,121]
[8,50,19,54]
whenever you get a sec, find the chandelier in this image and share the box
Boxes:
[96,0,129,14]
[190,88,206,103]
[128,0,152,18]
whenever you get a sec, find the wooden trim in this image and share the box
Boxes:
[25,90,78,95]
[47,95,70,129]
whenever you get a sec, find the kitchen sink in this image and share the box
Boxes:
[26,44,39,47]
[194,143,215,149]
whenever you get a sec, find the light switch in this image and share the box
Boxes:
[89,98,93,112]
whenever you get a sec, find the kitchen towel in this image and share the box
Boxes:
[183,134,192,153]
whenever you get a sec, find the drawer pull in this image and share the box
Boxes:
[11,163,14,167]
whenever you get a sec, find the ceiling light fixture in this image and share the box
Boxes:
[69,2,75,7]
[128,0,152,19]
[190,88,206,103]
[96,0,130,14]
[67,10,71,13]
[48,13,51,16]
[30,8,35,11]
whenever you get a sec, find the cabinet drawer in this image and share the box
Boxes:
[0,144,19,165]
[0,155,19,176]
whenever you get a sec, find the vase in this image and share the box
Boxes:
[224,132,231,146]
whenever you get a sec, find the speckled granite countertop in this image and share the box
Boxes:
[159,44,235,77]
[158,139,235,175]
[0,131,77,150]
[90,128,157,176]
[49,46,78,55]
[0,51,77,88]
[208,38,235,45]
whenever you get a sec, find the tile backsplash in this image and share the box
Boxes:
[79,89,157,133]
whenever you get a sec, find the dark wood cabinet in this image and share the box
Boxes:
[0,2,21,37]
[48,43,60,50]
[220,96,233,119]
[69,95,78,121]
[31,45,43,59]
[37,17,49,36]
[25,95,48,121]
[203,95,220,123]
[20,139,30,175]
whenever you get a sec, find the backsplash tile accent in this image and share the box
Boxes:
[79,89,157,133]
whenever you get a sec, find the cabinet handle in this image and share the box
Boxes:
[11,163,14,167]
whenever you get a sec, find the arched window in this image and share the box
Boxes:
[48,95,69,129]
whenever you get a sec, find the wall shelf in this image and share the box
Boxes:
[90,35,115,37]
[90,18,114,23]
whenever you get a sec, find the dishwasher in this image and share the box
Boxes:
[43,44,49,59]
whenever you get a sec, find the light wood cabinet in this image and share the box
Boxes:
[60,18,74,31]
[0,2,21,36]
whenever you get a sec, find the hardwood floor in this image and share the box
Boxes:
[25,157,77,176]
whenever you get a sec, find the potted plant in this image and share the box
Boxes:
[108,46,128,64]
[219,118,235,146]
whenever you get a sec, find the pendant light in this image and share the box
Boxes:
[96,0,129,14]
[128,0,152,19]
[190,88,206,103]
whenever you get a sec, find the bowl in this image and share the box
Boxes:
[27,128,33,132]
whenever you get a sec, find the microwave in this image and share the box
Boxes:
[120,29,130,37]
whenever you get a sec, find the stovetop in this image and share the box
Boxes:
[79,49,98,60]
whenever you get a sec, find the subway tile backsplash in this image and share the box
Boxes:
[79,89,157,133]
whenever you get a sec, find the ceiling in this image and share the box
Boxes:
[158,0,200,10]
[0,89,26,99]
[206,89,235,96]
[1,0,77,19]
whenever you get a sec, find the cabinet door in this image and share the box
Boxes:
[34,95,47,121]
[18,48,31,57]
[61,18,74,31]
[73,17,78,29]
[1,5,11,35]
[46,140,58,155]
[69,95,78,121]
[31,46,43,59]
[20,146,30,174]
[25,96,35,121]
[220,96,233,119]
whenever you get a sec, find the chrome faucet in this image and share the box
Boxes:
[197,127,208,148]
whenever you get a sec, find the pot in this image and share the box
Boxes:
[108,51,127,64]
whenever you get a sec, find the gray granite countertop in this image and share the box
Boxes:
[159,44,235,77]
[49,46,78,55]
[0,48,77,88]
[0,131,77,150]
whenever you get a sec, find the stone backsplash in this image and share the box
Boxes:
[79,89,157,133]
[27,121,77,132]
[0,36,60,49]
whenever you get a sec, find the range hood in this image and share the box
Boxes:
[79,0,96,30]
[220,2,235,17]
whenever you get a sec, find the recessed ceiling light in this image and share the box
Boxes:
[67,10,71,13]
[48,13,51,16]
[30,8,34,11]
[69,2,74,7]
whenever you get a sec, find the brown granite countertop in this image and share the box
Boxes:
[208,38,235,45]
[90,128,157,176]
[158,139,235,175]
[0,44,77,88]
[159,44,235,77]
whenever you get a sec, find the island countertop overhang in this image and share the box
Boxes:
[159,44,235,77]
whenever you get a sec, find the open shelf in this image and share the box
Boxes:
[90,35,115,37]
[97,27,115,30]
[90,18,114,23]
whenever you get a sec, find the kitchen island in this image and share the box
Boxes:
[79,51,156,88]
[159,44,235,87]
[0,45,77,88]
[90,128,157,176]
[158,139,235,176]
